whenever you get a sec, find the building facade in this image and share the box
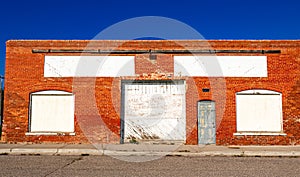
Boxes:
[2,40,300,145]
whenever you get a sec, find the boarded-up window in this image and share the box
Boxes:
[30,91,74,132]
[236,90,282,132]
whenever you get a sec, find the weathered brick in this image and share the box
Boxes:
[1,40,300,145]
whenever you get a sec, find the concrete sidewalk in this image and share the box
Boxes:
[0,143,299,157]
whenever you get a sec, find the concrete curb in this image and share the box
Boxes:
[57,149,103,156]
[242,151,300,157]
[0,148,300,157]
[1,144,300,157]
[10,148,58,155]
[0,149,11,155]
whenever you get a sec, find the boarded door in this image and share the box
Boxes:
[198,101,216,144]
[121,80,186,143]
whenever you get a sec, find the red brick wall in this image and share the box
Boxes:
[2,40,300,145]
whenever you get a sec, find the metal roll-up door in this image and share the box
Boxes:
[121,81,186,143]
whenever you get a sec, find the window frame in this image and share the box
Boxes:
[28,90,75,135]
[234,89,285,136]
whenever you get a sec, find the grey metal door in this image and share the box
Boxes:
[198,101,216,144]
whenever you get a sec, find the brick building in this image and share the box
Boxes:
[2,40,300,145]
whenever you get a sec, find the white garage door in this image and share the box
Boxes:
[122,81,186,142]
[30,91,74,133]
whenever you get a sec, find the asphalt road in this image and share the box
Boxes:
[0,155,299,177]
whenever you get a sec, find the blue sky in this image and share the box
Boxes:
[1,0,300,76]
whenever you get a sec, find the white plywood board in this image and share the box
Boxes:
[174,56,268,77]
[31,92,74,132]
[236,91,282,132]
[44,56,135,77]
[123,81,186,141]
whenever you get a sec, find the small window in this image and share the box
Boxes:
[29,91,74,133]
[235,89,283,134]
